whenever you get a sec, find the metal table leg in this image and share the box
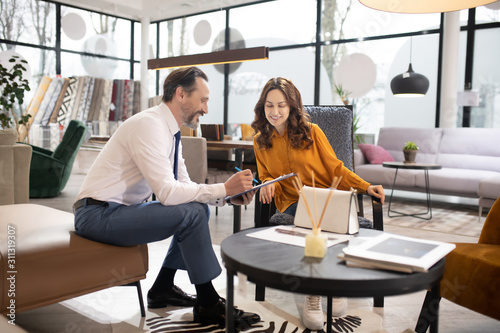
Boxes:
[233,148,243,233]
[326,296,333,333]
[415,284,441,333]
[388,167,434,220]
[226,269,235,332]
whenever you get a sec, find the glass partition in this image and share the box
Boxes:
[159,11,226,58]
[0,0,56,48]
[470,27,500,128]
[330,0,441,40]
[226,47,319,128]
[230,0,317,48]
[476,4,500,23]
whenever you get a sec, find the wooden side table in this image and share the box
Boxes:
[382,162,442,220]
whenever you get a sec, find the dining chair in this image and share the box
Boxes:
[240,123,256,166]
[180,136,208,184]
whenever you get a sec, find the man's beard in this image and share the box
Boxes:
[182,107,204,130]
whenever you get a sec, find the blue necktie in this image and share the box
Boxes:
[173,131,181,180]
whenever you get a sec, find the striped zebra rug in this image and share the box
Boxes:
[145,301,384,333]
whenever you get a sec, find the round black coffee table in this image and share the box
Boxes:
[383,161,442,220]
[221,227,444,333]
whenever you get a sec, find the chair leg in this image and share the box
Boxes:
[374,296,384,308]
[371,196,384,231]
[255,284,266,301]
[125,281,146,317]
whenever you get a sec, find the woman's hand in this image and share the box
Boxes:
[259,182,275,204]
[367,185,385,205]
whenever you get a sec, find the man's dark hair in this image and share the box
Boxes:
[162,67,208,103]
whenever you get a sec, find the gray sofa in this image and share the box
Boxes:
[354,127,500,218]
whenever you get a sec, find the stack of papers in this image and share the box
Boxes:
[338,233,456,273]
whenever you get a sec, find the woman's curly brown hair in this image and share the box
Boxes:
[251,77,313,150]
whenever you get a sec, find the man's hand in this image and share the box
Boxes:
[230,191,255,206]
[367,185,385,205]
[259,182,275,204]
[224,168,254,196]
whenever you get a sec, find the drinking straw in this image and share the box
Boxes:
[297,173,304,189]
[312,171,318,228]
[292,177,316,230]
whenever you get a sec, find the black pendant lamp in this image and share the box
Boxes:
[390,37,429,97]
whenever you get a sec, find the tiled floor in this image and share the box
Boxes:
[15,171,500,333]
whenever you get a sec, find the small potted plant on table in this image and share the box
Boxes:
[403,141,419,163]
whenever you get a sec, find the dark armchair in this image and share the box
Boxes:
[28,120,87,198]
[254,105,383,232]
[252,105,385,306]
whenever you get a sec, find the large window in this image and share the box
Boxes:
[159,11,226,58]
[1,0,137,111]
[230,0,317,48]
[1,0,499,136]
[150,1,500,135]
[470,27,500,128]
[327,0,440,40]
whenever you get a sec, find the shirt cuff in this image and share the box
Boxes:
[209,183,227,207]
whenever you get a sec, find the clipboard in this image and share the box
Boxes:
[225,173,297,202]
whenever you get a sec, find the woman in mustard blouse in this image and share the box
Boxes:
[251,77,385,216]
[251,77,385,330]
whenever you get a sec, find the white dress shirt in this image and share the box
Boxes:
[76,103,226,206]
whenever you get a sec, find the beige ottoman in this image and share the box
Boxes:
[0,204,148,317]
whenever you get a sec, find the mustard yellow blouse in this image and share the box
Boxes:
[253,123,370,212]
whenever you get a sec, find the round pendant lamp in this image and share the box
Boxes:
[358,0,499,13]
[391,36,429,97]
[390,63,429,97]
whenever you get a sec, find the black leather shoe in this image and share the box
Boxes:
[147,285,196,308]
[193,298,261,329]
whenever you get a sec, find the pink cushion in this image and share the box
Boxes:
[358,144,395,164]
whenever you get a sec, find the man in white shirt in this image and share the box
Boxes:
[74,67,260,328]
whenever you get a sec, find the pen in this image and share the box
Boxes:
[234,166,259,185]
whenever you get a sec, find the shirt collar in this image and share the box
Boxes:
[159,102,181,136]
[271,123,288,138]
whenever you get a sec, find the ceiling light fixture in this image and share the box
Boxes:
[390,37,429,97]
[147,46,269,70]
[358,0,498,13]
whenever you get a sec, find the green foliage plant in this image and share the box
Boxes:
[334,83,351,105]
[0,55,31,130]
[403,141,419,150]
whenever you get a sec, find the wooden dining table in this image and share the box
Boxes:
[206,139,254,233]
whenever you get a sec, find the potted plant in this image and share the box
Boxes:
[0,55,31,144]
[402,141,419,163]
[334,83,351,106]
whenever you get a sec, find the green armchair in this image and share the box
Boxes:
[28,120,87,198]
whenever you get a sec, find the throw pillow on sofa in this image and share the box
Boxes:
[358,144,395,164]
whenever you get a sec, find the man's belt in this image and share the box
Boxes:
[73,198,106,211]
